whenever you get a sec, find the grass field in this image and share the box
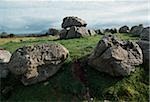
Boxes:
[0,33,149,102]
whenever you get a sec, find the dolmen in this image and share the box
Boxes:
[88,34,143,76]
[60,16,96,39]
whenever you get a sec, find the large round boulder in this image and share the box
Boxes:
[62,16,87,29]
[119,25,129,33]
[88,35,143,76]
[8,43,69,85]
[138,40,149,64]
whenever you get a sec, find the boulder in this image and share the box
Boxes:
[0,49,11,78]
[137,26,149,66]
[110,28,117,34]
[104,28,111,34]
[8,43,69,85]
[88,29,96,36]
[88,35,143,76]
[119,25,129,33]
[66,26,90,39]
[59,29,68,39]
[62,16,87,29]
[138,40,149,64]
[130,24,144,36]
[140,27,150,41]
[138,26,150,66]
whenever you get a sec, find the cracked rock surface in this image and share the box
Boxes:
[88,35,143,76]
[9,43,69,85]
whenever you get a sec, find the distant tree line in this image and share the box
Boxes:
[0,32,15,38]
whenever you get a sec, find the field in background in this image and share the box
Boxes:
[0,33,148,102]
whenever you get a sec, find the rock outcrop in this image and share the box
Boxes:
[140,27,150,41]
[62,16,87,29]
[66,26,89,39]
[60,16,93,39]
[119,25,129,33]
[138,27,150,66]
[9,43,69,85]
[130,24,144,36]
[0,49,11,78]
[88,35,143,76]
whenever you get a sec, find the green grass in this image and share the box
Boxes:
[0,33,149,102]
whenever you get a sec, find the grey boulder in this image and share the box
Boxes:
[59,29,68,39]
[88,35,143,76]
[119,25,129,33]
[140,27,150,41]
[130,24,144,36]
[62,16,87,29]
[138,40,149,64]
[9,43,69,85]
[66,26,90,39]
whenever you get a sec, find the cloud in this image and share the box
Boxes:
[0,0,149,33]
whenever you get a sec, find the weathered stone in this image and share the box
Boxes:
[130,24,144,36]
[66,26,90,39]
[62,16,87,29]
[140,27,150,41]
[138,40,149,65]
[137,26,149,66]
[59,29,68,39]
[9,43,69,85]
[88,35,143,76]
[119,25,129,33]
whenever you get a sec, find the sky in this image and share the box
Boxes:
[0,0,149,34]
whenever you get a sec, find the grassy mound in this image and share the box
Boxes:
[0,33,149,102]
